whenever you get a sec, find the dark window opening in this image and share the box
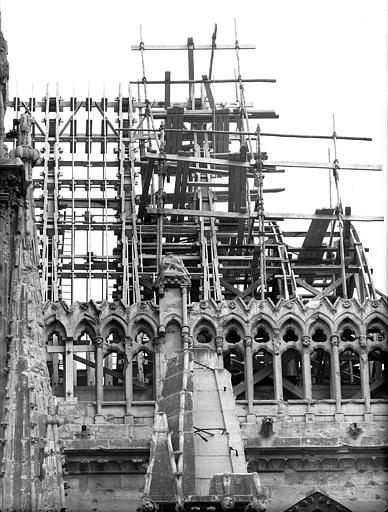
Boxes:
[254,327,270,343]
[312,328,327,343]
[224,351,245,399]
[368,349,387,399]
[339,348,361,398]
[253,350,274,399]
[367,326,384,342]
[282,349,303,400]
[283,328,298,342]
[133,350,154,401]
[311,348,331,399]
[341,327,357,342]
[225,329,241,344]
[197,328,213,344]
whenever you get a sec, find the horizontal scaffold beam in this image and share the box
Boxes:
[130,44,256,51]
[145,152,382,172]
[146,207,383,222]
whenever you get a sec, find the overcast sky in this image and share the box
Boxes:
[1,0,387,292]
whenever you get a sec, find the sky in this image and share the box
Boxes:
[1,0,387,293]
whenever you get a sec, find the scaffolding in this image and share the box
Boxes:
[8,31,382,306]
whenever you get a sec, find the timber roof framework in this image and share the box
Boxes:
[7,25,383,306]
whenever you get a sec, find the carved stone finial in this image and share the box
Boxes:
[154,253,191,296]
[95,336,104,349]
[221,495,235,511]
[243,336,253,349]
[260,417,274,438]
[330,334,340,347]
[215,336,224,355]
[137,497,160,512]
[358,335,367,349]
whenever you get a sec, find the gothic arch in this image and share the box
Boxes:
[305,311,334,333]
[192,319,216,346]
[101,316,127,341]
[334,312,363,333]
[337,317,360,344]
[308,319,331,344]
[130,314,158,340]
[283,491,352,512]
[223,318,245,346]
[45,320,67,342]
[73,320,96,342]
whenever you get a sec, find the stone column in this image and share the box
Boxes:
[330,334,343,419]
[272,329,283,401]
[301,336,312,401]
[244,336,255,421]
[124,336,133,422]
[95,336,104,418]
[358,335,372,417]
[65,337,74,401]
[181,285,190,350]
[153,335,162,399]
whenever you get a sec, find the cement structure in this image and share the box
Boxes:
[0,19,387,512]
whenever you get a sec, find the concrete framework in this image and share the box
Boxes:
[0,19,387,512]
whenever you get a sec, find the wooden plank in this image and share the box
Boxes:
[146,152,382,172]
[147,207,250,219]
[297,208,334,275]
[131,44,256,51]
[130,77,274,85]
[171,161,190,223]
[215,109,230,153]
[266,160,382,172]
[73,354,148,390]
[313,273,353,300]
[146,207,383,222]
[233,350,296,397]
[295,278,321,296]
[350,376,386,399]
[138,161,154,220]
[220,278,243,297]
[164,71,171,108]
[187,37,195,102]
[164,107,184,154]
[202,75,215,110]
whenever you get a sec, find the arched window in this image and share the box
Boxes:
[194,320,216,347]
[368,349,387,399]
[225,328,242,344]
[311,348,331,399]
[254,322,271,343]
[253,349,274,400]
[338,318,359,343]
[46,331,65,397]
[224,349,245,399]
[281,349,304,400]
[281,320,301,343]
[133,322,154,347]
[255,327,269,343]
[133,350,154,401]
[367,320,387,343]
[312,328,327,343]
[103,348,125,401]
[339,348,361,399]
[309,320,330,344]
[102,321,126,396]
